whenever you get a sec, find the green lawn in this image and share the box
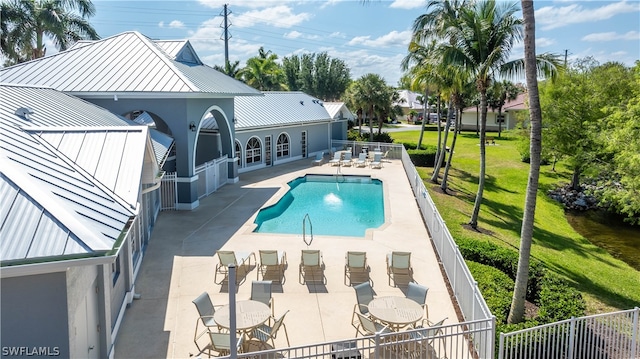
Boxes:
[391,129,640,313]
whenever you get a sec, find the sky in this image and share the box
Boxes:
[83,0,640,86]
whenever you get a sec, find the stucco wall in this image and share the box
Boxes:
[1,272,70,358]
[66,266,100,358]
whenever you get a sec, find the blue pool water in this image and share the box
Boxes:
[253,174,384,237]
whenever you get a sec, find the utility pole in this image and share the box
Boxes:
[564,49,568,67]
[220,4,232,75]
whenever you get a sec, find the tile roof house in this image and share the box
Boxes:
[0,83,168,358]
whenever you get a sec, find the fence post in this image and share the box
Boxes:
[567,317,576,359]
[374,333,380,359]
[631,307,639,359]
[498,332,505,359]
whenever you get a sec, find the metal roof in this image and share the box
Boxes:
[149,129,174,166]
[324,102,355,121]
[0,84,150,264]
[234,92,332,130]
[0,31,261,97]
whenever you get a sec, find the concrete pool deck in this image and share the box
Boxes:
[113,157,460,358]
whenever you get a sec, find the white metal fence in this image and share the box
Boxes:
[160,156,229,210]
[498,308,640,359]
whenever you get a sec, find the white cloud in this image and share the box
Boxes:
[283,31,319,40]
[582,31,640,42]
[347,30,412,48]
[231,6,313,28]
[158,21,164,28]
[169,20,185,29]
[198,0,294,9]
[389,0,426,10]
[536,1,640,30]
[329,32,346,39]
[536,37,556,48]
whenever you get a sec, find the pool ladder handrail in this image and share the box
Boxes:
[303,213,313,246]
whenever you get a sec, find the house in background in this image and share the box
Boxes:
[394,89,425,121]
[460,92,528,131]
[0,31,261,210]
[233,92,342,173]
[0,84,171,359]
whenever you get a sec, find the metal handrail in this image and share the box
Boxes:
[302,213,313,246]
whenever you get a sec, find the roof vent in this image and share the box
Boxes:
[300,101,304,105]
[15,107,34,121]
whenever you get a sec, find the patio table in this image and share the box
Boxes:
[368,296,423,331]
[214,300,271,336]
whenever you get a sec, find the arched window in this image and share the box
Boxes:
[246,137,261,164]
[276,133,290,158]
[235,140,242,167]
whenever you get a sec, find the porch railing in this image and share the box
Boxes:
[161,156,229,211]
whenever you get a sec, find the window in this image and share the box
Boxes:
[235,141,242,167]
[246,137,261,164]
[276,133,290,158]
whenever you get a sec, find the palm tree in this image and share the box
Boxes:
[213,60,241,79]
[1,0,99,65]
[507,0,543,325]
[434,0,526,229]
[348,74,389,141]
[239,47,288,91]
[488,80,521,137]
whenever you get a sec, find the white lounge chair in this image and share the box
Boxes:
[299,250,325,284]
[386,251,413,287]
[215,250,256,284]
[341,152,353,166]
[370,152,383,169]
[344,251,371,286]
[257,250,287,284]
[311,152,324,166]
[329,152,341,166]
[354,153,367,167]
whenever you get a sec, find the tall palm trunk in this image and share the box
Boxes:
[441,107,461,192]
[431,98,453,183]
[508,0,541,324]
[469,88,487,229]
[417,89,430,149]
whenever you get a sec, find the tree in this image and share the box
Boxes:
[507,0,542,325]
[238,47,288,91]
[487,80,521,137]
[281,52,351,101]
[346,74,390,141]
[213,60,241,79]
[1,0,99,65]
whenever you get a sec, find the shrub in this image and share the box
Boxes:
[536,273,586,322]
[372,132,393,143]
[407,148,438,167]
[466,261,514,323]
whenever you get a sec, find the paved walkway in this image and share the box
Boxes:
[114,157,459,358]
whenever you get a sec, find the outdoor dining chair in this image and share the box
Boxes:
[299,249,325,284]
[257,250,287,284]
[352,312,392,339]
[406,281,429,319]
[192,292,224,354]
[215,250,256,285]
[344,251,371,286]
[207,332,244,357]
[386,251,414,287]
[250,310,291,350]
[250,280,274,316]
[351,281,375,330]
[403,317,448,358]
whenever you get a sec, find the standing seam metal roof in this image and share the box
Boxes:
[234,92,332,130]
[0,84,151,263]
[0,31,261,96]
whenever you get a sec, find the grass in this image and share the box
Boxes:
[391,129,640,313]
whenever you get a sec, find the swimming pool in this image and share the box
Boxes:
[253,174,384,237]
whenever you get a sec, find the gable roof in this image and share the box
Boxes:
[324,102,355,121]
[0,84,152,265]
[0,31,261,98]
[395,90,424,110]
[234,92,332,130]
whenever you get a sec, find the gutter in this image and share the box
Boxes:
[0,255,116,278]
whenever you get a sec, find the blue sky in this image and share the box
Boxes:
[88,0,640,86]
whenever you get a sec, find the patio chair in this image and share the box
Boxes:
[207,332,244,357]
[215,250,256,285]
[250,280,274,316]
[329,152,342,166]
[354,152,368,168]
[406,281,429,319]
[192,292,224,354]
[386,251,414,287]
[404,317,448,357]
[299,249,326,284]
[344,251,371,286]
[257,250,287,284]
[311,152,324,166]
[370,152,383,169]
[250,310,291,350]
[341,152,353,166]
[353,312,392,339]
[351,281,375,330]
